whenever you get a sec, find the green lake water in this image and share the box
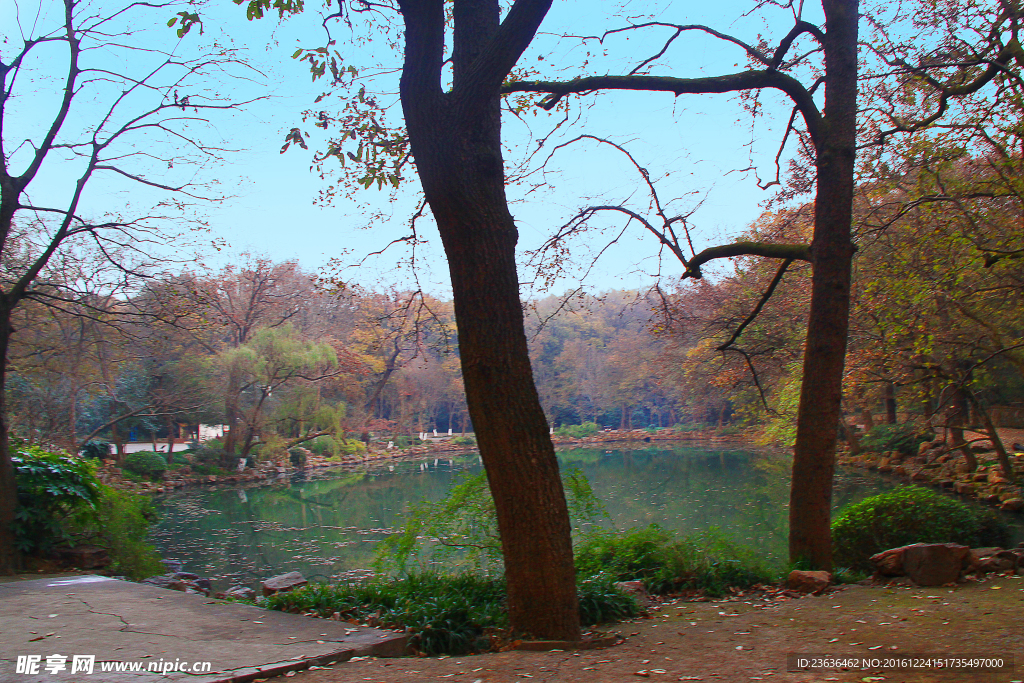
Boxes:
[151,446,1024,589]
[152,445,916,587]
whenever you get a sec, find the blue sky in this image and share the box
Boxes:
[2,0,819,294]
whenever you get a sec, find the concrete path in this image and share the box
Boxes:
[0,576,407,683]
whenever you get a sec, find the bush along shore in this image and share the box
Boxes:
[95,426,757,495]
[836,435,1024,513]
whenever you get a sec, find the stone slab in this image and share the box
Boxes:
[0,575,407,683]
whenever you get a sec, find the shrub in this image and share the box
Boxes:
[186,445,231,473]
[266,573,507,655]
[576,572,639,624]
[123,451,168,481]
[12,444,101,554]
[555,422,600,439]
[859,423,932,456]
[80,439,111,459]
[575,525,777,596]
[450,435,476,445]
[375,469,607,574]
[338,439,366,455]
[164,451,190,466]
[265,571,636,655]
[673,422,711,433]
[14,443,163,577]
[831,486,1010,571]
[67,488,164,580]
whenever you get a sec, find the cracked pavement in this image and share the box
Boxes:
[0,576,406,683]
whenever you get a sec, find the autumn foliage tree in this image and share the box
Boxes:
[0,0,256,572]
[505,0,1022,568]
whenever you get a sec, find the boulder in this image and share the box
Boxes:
[953,481,975,496]
[786,570,832,595]
[217,585,257,601]
[1001,497,1024,512]
[613,580,650,605]
[902,543,970,586]
[160,559,184,574]
[870,547,906,576]
[142,574,176,589]
[975,553,1017,574]
[262,571,307,597]
[988,469,1011,485]
[910,468,931,482]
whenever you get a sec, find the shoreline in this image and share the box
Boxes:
[97,428,763,495]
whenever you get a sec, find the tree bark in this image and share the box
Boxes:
[788,0,859,571]
[397,0,579,639]
[884,382,897,424]
[0,307,17,573]
[948,387,978,471]
[223,367,242,454]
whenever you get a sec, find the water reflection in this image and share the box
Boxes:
[149,446,900,587]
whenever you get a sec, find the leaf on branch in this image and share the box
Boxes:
[281,128,308,154]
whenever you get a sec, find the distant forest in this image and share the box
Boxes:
[12,150,1024,459]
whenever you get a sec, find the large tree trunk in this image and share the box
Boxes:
[397,0,579,640]
[0,309,18,573]
[788,0,859,571]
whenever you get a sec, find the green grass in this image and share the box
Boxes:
[575,524,779,596]
[264,571,638,655]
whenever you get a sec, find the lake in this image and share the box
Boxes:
[151,444,918,588]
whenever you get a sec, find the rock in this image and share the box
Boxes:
[786,570,832,595]
[54,545,110,569]
[976,554,1017,574]
[262,571,307,597]
[167,580,189,592]
[988,469,1011,485]
[953,481,975,495]
[910,468,931,482]
[173,571,200,581]
[613,580,650,604]
[902,543,970,586]
[142,574,175,589]
[1005,497,1024,512]
[161,559,184,574]
[870,547,905,577]
[215,585,254,602]
[966,547,1001,572]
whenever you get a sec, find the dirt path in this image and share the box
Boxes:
[292,575,1023,683]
